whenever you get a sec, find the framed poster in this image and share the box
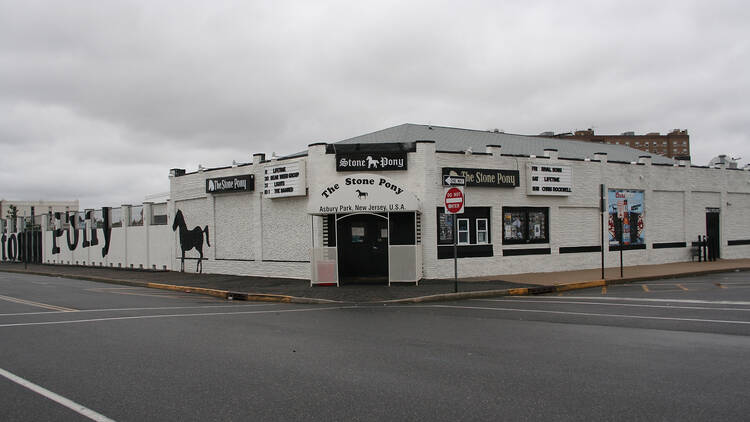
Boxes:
[608,189,645,246]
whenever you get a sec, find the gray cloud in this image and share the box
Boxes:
[1,0,749,209]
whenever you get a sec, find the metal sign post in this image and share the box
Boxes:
[600,184,605,280]
[444,176,465,293]
[616,197,624,278]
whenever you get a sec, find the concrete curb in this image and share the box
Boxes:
[384,267,750,303]
[0,268,339,305]
[382,281,606,304]
[2,265,748,305]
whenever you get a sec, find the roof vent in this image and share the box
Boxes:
[621,131,635,136]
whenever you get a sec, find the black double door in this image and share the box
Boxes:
[337,214,388,284]
[706,211,720,260]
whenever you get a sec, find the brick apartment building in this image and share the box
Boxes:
[540,129,690,160]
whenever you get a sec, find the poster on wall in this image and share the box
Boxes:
[438,212,454,243]
[608,189,645,246]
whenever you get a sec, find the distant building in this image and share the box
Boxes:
[540,129,690,160]
[0,199,79,219]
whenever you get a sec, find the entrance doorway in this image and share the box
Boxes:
[705,209,720,260]
[337,213,388,284]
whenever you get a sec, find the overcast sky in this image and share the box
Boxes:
[1,0,749,209]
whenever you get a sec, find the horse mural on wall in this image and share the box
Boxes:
[172,209,210,273]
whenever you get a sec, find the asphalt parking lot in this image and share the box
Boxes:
[1,271,749,421]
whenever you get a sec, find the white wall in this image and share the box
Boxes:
[34,205,172,271]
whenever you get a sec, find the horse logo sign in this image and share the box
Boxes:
[172,209,210,273]
[336,152,407,171]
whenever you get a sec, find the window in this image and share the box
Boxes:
[436,207,491,246]
[457,219,469,245]
[76,212,86,230]
[151,203,168,225]
[93,209,104,229]
[502,207,549,244]
[476,219,488,244]
[130,206,144,226]
[111,208,122,228]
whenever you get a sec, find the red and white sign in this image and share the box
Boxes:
[444,187,465,214]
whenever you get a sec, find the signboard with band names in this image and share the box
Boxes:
[526,163,572,196]
[206,175,254,194]
[441,167,519,188]
[336,152,407,171]
[264,160,307,198]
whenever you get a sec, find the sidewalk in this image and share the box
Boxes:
[1,259,749,303]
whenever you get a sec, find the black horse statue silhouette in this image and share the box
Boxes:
[172,209,210,273]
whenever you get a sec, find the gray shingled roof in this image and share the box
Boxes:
[335,123,674,164]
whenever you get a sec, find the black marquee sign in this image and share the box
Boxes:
[206,175,254,194]
[442,167,519,188]
[336,152,407,171]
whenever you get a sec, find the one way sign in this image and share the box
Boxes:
[443,175,466,186]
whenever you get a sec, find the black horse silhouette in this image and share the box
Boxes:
[172,209,210,273]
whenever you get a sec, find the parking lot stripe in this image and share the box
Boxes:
[601,287,607,295]
[641,285,650,292]
[474,298,750,312]
[676,284,689,291]
[0,306,348,328]
[431,304,750,325]
[515,296,750,306]
[0,367,116,422]
[0,294,77,312]
[0,303,274,317]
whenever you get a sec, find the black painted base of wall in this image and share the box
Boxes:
[503,248,551,256]
[609,244,647,251]
[437,244,493,259]
[652,242,687,249]
[559,246,601,254]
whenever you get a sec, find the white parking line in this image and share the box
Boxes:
[517,296,750,306]
[0,367,116,422]
[474,298,750,312]
[0,302,275,317]
[430,304,750,325]
[0,306,349,328]
[0,294,77,312]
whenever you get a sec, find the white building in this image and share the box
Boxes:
[165,124,750,284]
[3,124,750,285]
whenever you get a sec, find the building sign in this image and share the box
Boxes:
[206,175,254,194]
[441,167,519,188]
[264,160,307,198]
[608,189,645,246]
[307,173,420,214]
[526,163,572,196]
[336,152,407,171]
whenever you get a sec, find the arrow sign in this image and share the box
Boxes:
[443,175,466,186]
